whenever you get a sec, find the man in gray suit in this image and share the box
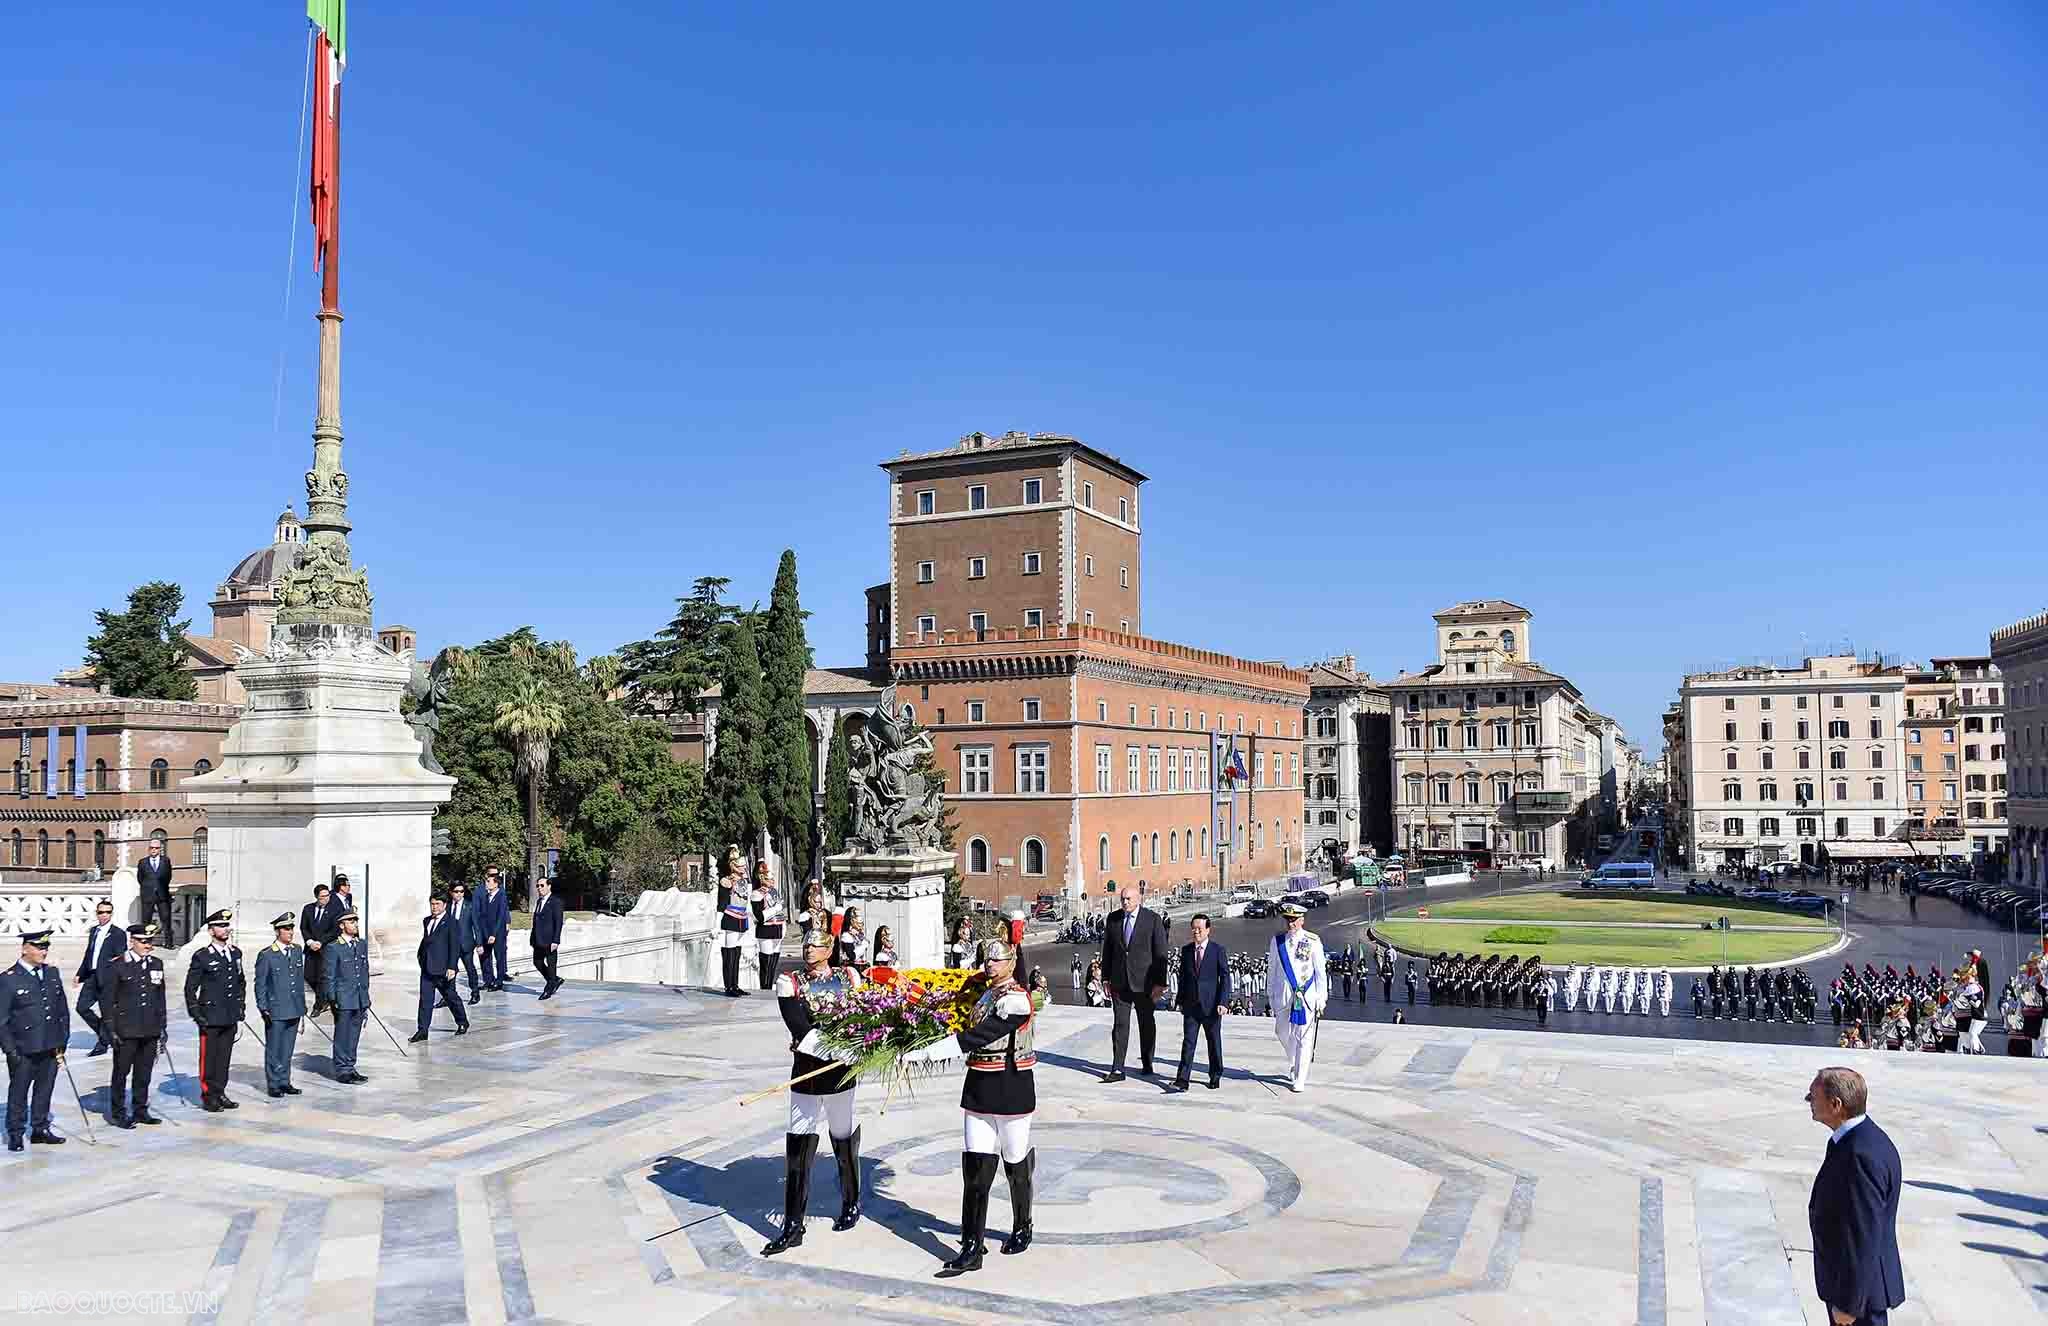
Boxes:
[320,908,372,1085]
[1099,883,1168,1082]
[253,912,307,1097]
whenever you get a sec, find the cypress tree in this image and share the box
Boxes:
[821,719,853,860]
[703,618,769,864]
[760,550,816,887]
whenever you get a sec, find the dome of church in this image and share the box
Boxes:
[225,506,305,588]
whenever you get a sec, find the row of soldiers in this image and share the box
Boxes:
[1425,952,1554,1015]
[0,904,380,1149]
[1559,965,1675,1015]
[1691,965,1819,1023]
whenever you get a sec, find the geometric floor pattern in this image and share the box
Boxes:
[7,972,2045,1325]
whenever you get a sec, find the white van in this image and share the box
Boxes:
[1583,861,1656,890]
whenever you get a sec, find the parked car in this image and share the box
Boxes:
[1302,889,1332,908]
[1279,892,1307,910]
[1229,885,1257,904]
[1737,887,1784,903]
[1777,891,1828,913]
[1242,898,1276,918]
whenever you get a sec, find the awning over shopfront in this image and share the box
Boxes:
[1821,842,1924,860]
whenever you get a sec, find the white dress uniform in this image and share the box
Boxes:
[1602,968,1617,1013]
[1656,969,1672,1016]
[1266,913,1327,1093]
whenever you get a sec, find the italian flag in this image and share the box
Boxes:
[309,0,347,276]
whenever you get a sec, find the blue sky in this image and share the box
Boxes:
[5,3,2044,748]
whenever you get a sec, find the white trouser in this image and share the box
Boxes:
[1962,1018,1983,1052]
[757,936,781,956]
[1274,1012,1318,1090]
[1603,989,1614,1012]
[789,1088,857,1139]
[1659,993,1670,1016]
[963,1111,1033,1163]
[719,930,746,950]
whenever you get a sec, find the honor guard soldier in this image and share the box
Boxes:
[763,914,864,1256]
[1266,903,1327,1093]
[184,908,247,1112]
[1,928,70,1150]
[716,845,751,997]
[322,908,372,1084]
[1404,960,1417,1005]
[751,860,788,991]
[103,923,168,1127]
[253,912,307,1097]
[906,916,1040,1274]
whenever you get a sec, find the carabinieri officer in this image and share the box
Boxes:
[253,911,307,1097]
[908,916,1039,1274]
[184,908,247,1112]
[1,928,70,1150]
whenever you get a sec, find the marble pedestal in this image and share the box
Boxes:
[181,623,454,959]
[825,848,950,968]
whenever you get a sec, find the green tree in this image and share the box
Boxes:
[82,581,196,700]
[619,576,733,719]
[821,718,853,861]
[702,617,769,866]
[760,550,815,892]
[494,674,566,889]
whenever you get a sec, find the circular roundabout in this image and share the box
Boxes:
[1370,888,1847,971]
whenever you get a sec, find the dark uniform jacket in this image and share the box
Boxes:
[102,953,168,1040]
[418,915,460,976]
[957,979,1036,1116]
[322,937,372,1011]
[775,966,859,1095]
[254,944,308,1020]
[184,943,247,1028]
[716,879,750,934]
[0,962,70,1057]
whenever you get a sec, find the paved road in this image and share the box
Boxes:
[1031,869,2040,1050]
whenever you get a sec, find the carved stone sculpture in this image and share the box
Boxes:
[846,686,945,853]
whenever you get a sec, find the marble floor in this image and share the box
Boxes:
[7,973,2045,1325]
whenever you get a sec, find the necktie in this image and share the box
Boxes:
[1125,914,1135,944]
[1196,944,1205,967]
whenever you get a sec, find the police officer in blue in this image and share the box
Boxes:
[321,907,372,1084]
[1,928,71,1150]
[184,908,247,1113]
[102,923,167,1127]
[254,911,307,1097]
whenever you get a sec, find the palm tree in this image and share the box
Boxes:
[494,675,567,890]
[584,653,622,699]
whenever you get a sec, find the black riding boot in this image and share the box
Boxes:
[762,1133,817,1255]
[942,1152,998,1272]
[831,1127,862,1230]
[720,946,742,996]
[1000,1148,1035,1254]
[760,951,780,991]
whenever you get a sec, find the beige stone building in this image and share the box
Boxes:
[1385,601,1603,868]
[1671,655,1911,871]
[1991,611,2047,889]
[1301,656,1392,867]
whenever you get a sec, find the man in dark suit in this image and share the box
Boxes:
[1807,1066,1906,1326]
[301,883,336,1016]
[72,898,125,1056]
[1171,913,1228,1091]
[446,882,482,1004]
[1099,883,1168,1081]
[530,877,564,999]
[409,893,469,1042]
[476,867,512,991]
[1,928,71,1150]
[136,839,176,946]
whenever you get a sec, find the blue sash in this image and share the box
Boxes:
[1275,934,1315,1025]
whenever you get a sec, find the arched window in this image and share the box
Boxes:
[64,831,77,868]
[7,831,19,866]
[1474,629,1490,639]
[1448,631,1463,642]
[151,829,168,852]
[1200,827,1209,859]
[967,838,989,874]
[1022,838,1045,876]
[1184,829,1194,860]
[149,759,169,790]
[1098,835,1109,871]
[1130,835,1141,868]
[94,759,109,791]
[192,828,209,868]
[900,704,915,724]
[36,830,50,867]
[1500,629,1516,654]
[1168,832,1178,862]
[63,759,76,793]
[1150,833,1160,865]
[92,831,106,869]
[10,759,23,793]
[193,758,212,776]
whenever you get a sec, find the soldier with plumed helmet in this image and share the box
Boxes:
[763,910,864,1256]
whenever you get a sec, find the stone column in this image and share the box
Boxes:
[825,848,950,969]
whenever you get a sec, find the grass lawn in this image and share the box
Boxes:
[1390,891,1831,928]
[1372,920,1834,968]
